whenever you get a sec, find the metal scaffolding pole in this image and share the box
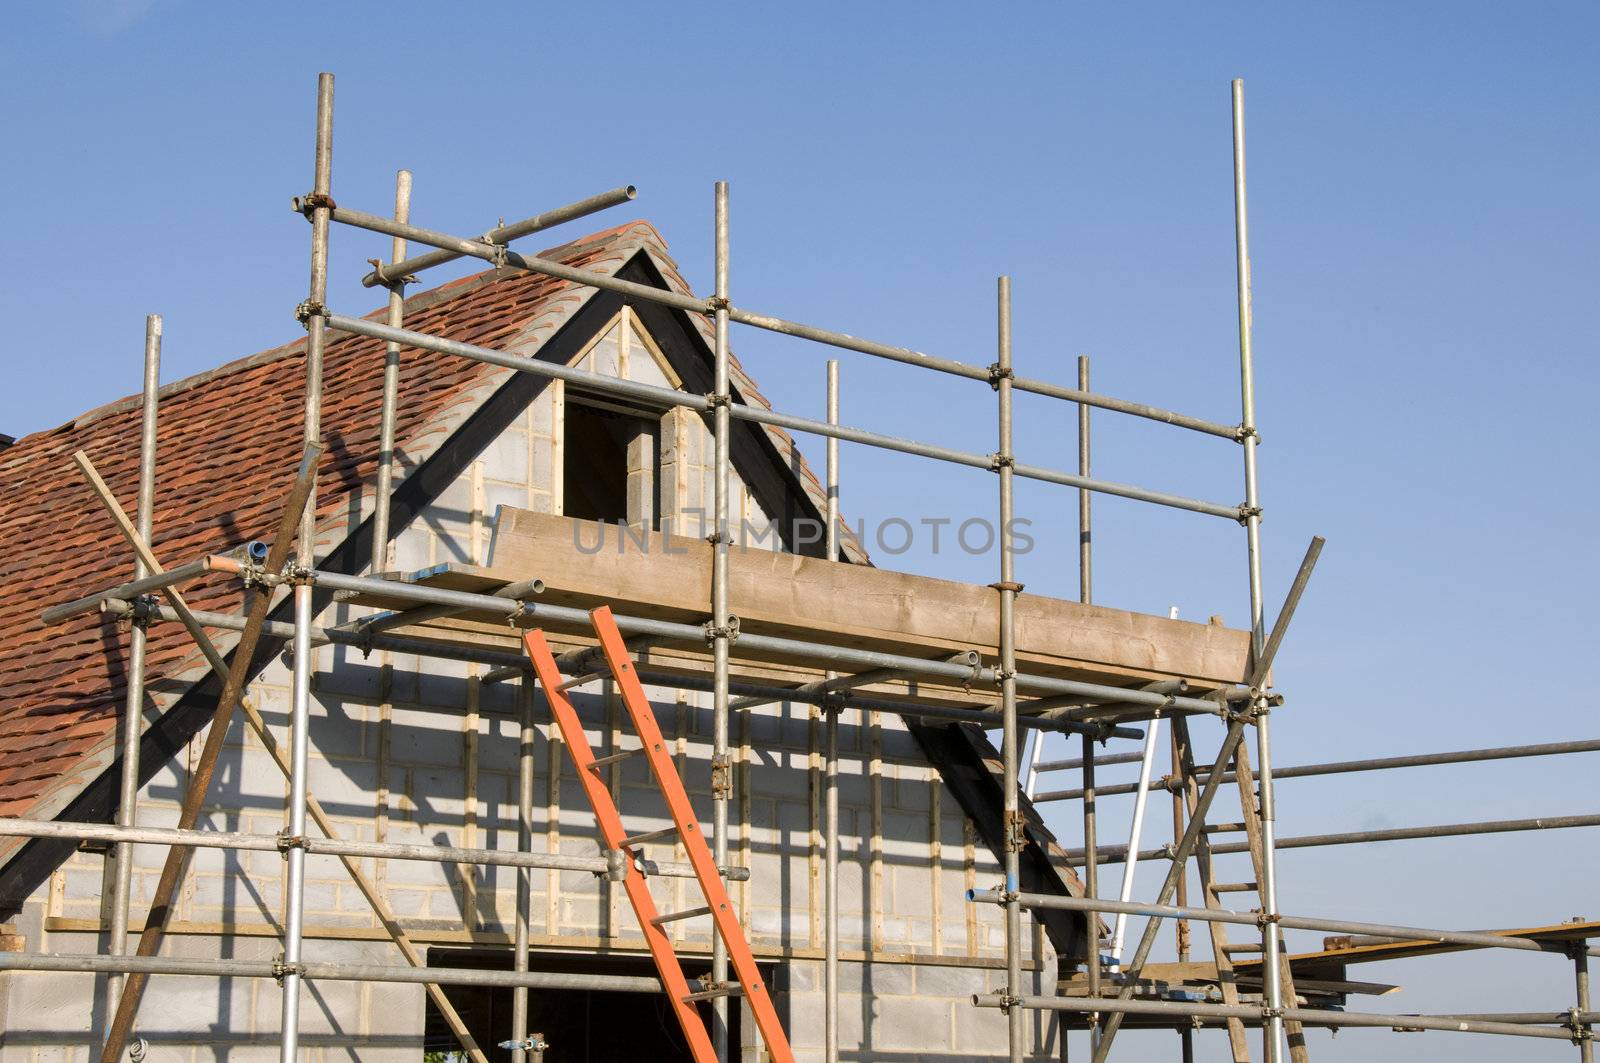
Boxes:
[976,993,1589,1042]
[2,951,661,994]
[995,276,1024,1063]
[1076,351,1101,1055]
[970,889,1600,961]
[1036,737,1600,803]
[710,179,732,1063]
[823,358,841,1063]
[1576,946,1596,1063]
[1059,811,1600,866]
[280,70,334,1063]
[0,818,625,878]
[512,679,537,1063]
[1089,537,1323,1061]
[102,313,160,1045]
[370,168,411,571]
[361,185,636,289]
[1231,76,1282,1063]
[1169,721,1194,1063]
[1081,732,1101,1052]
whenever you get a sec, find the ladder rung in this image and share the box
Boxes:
[1203,822,1247,834]
[558,670,610,692]
[1222,942,1263,954]
[622,826,680,850]
[651,905,713,926]
[682,982,744,1004]
[589,747,645,771]
[1213,881,1259,894]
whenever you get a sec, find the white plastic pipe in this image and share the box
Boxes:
[1021,730,1045,799]
[1108,606,1178,966]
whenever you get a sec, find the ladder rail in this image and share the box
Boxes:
[1230,738,1311,1063]
[522,627,719,1062]
[588,605,796,1063]
[1175,715,1253,1063]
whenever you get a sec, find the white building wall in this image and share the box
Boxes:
[0,314,1058,1062]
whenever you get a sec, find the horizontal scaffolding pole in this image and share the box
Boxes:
[1008,373,1241,440]
[1034,750,1147,774]
[360,186,637,288]
[1058,813,1600,866]
[103,597,1139,742]
[207,555,1236,717]
[1035,738,1600,802]
[972,994,1588,1042]
[0,951,663,994]
[357,576,546,637]
[0,817,748,883]
[324,314,1244,521]
[636,669,1139,739]
[328,203,1238,440]
[40,557,210,626]
[966,889,1600,960]
[0,817,621,876]
[327,210,711,314]
[104,595,532,670]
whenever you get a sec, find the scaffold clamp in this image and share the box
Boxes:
[499,1036,549,1053]
[703,615,740,644]
[271,956,305,983]
[293,299,327,325]
[290,192,337,217]
[366,258,417,290]
[1004,809,1027,852]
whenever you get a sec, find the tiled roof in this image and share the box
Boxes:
[0,219,864,855]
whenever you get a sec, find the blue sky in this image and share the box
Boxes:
[1,3,1595,1059]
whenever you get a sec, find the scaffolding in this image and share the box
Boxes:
[0,70,1594,1063]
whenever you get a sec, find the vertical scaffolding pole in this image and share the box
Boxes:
[371,169,412,570]
[1078,354,1091,605]
[1575,946,1595,1063]
[1077,353,1100,1054]
[104,314,161,1038]
[1171,724,1195,1062]
[511,679,537,1063]
[1081,733,1100,1049]
[996,276,1024,1063]
[710,179,733,1062]
[1231,77,1281,1063]
[280,71,333,1063]
[823,359,841,1063]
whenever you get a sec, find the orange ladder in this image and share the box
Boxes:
[521,605,796,1063]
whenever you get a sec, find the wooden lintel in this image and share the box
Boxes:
[355,508,1255,694]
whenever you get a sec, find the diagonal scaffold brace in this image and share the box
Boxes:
[76,444,490,1063]
[1089,535,1324,1062]
[85,443,314,1062]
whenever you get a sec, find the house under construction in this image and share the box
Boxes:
[0,72,1593,1063]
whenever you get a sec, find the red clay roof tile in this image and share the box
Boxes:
[0,220,863,863]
